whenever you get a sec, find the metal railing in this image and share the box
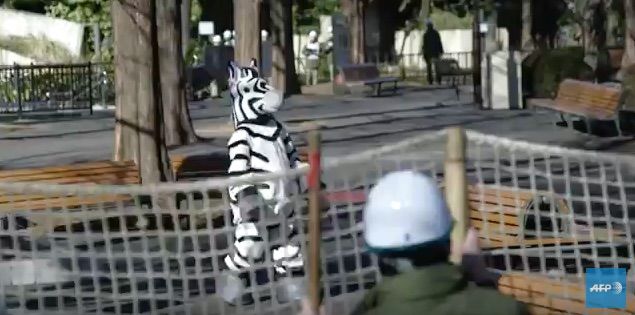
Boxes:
[294,51,473,84]
[0,62,113,115]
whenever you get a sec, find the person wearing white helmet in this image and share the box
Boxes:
[298,171,528,315]
[261,29,269,42]
[211,35,222,46]
[303,30,321,86]
[352,171,527,315]
[223,30,233,46]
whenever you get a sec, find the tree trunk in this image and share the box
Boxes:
[341,0,366,63]
[136,0,173,183]
[113,0,140,163]
[623,0,635,69]
[270,0,300,96]
[181,0,191,56]
[521,0,533,52]
[158,0,197,146]
[621,0,635,94]
[234,0,261,65]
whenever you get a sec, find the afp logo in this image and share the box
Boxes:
[589,282,623,294]
[585,268,627,309]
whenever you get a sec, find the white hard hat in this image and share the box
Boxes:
[308,30,318,39]
[261,30,269,40]
[363,171,452,252]
[212,35,222,45]
[223,30,232,39]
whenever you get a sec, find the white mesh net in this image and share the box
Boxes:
[0,129,634,314]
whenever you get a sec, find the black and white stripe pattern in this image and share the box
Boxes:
[224,59,304,274]
[227,59,282,127]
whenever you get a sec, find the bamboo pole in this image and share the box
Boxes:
[444,127,469,264]
[307,127,322,315]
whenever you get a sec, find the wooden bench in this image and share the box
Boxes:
[499,273,635,314]
[468,185,626,250]
[527,79,625,137]
[435,58,472,99]
[0,155,228,232]
[321,183,626,250]
[334,64,399,97]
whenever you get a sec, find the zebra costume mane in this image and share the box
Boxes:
[227,59,283,127]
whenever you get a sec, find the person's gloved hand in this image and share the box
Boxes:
[461,227,482,255]
[460,228,501,289]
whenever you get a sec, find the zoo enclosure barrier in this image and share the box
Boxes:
[0,62,113,115]
[0,128,634,314]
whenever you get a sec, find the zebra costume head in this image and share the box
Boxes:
[227,59,283,127]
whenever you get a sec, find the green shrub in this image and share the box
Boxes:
[522,47,594,98]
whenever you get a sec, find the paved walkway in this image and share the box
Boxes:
[0,85,630,170]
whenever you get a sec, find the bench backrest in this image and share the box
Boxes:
[0,161,140,185]
[323,183,573,250]
[0,161,140,212]
[555,79,622,117]
[338,64,381,82]
[171,154,228,180]
[467,185,571,249]
[434,59,460,74]
[0,155,231,211]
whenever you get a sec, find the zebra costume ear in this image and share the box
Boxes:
[227,61,238,80]
[249,58,258,69]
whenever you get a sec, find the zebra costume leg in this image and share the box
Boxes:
[224,189,303,275]
[222,187,308,304]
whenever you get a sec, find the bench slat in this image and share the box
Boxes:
[0,169,139,183]
[0,161,137,179]
[0,194,134,212]
[469,202,519,216]
[471,209,520,226]
[472,219,521,235]
[0,178,140,204]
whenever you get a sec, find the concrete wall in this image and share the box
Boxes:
[0,48,35,65]
[0,9,84,57]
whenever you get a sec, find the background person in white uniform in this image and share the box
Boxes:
[303,30,320,86]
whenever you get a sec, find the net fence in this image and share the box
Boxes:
[0,129,634,314]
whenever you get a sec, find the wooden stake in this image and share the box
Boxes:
[307,127,322,315]
[444,127,469,264]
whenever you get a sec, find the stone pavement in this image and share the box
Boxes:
[0,84,631,170]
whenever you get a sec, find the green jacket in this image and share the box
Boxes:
[351,263,529,315]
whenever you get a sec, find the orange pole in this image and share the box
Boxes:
[307,128,322,314]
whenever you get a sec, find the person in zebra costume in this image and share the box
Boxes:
[221,58,311,305]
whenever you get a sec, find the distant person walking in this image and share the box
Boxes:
[423,20,444,85]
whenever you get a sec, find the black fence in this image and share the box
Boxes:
[0,62,113,115]
[293,51,473,84]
